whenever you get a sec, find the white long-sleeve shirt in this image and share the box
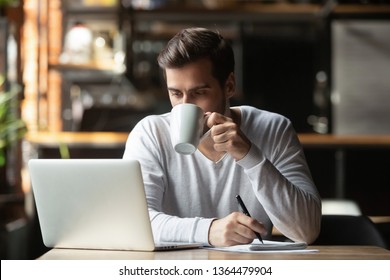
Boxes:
[123,106,321,245]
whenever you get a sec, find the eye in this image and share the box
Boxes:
[169,90,182,97]
[194,89,208,96]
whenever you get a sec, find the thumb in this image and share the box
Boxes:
[206,112,230,128]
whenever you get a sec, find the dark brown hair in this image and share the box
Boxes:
[157,27,235,87]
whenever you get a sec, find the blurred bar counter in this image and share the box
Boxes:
[25,131,390,148]
[298,133,390,148]
[24,132,129,159]
[25,131,129,149]
[24,131,390,207]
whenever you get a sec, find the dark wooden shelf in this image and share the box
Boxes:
[0,193,24,206]
[49,62,120,73]
[333,4,390,14]
[63,5,118,14]
[128,3,324,22]
[299,133,390,149]
[128,3,390,20]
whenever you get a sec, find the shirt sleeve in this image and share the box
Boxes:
[236,119,322,244]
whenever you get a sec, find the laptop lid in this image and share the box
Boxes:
[28,159,200,251]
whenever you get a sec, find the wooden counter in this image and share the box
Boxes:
[298,133,390,148]
[25,132,390,148]
[298,133,390,198]
[25,132,390,198]
[25,131,129,148]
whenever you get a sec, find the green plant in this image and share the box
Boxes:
[0,74,27,166]
[0,0,19,7]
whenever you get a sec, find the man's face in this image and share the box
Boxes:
[165,58,234,115]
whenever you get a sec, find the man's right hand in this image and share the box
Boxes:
[208,212,267,247]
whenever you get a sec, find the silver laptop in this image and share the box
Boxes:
[28,159,201,251]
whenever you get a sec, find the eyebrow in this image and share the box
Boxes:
[167,84,211,93]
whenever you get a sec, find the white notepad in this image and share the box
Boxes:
[249,240,307,251]
[206,240,314,253]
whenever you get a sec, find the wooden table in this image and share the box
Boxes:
[38,246,390,260]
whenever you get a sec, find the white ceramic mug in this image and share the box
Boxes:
[170,103,205,155]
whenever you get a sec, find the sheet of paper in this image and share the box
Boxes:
[205,240,318,253]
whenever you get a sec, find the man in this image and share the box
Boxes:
[123,27,321,247]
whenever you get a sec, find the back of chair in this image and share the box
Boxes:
[314,215,387,248]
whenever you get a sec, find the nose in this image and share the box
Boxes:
[182,94,193,104]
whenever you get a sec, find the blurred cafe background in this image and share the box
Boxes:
[0,0,389,259]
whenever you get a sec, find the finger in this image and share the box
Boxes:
[202,113,212,135]
[204,112,212,122]
[230,232,254,245]
[229,214,262,245]
[212,123,239,142]
[206,112,232,128]
[225,218,256,245]
[237,213,267,236]
[209,215,253,246]
[234,222,258,240]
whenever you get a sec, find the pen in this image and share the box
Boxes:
[235,194,264,244]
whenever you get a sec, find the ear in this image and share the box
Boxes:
[225,72,236,99]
